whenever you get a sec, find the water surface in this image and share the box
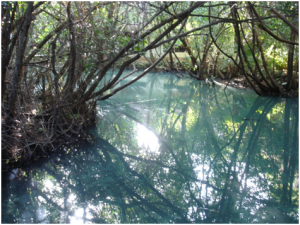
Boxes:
[2,72,299,223]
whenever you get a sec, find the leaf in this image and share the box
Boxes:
[134,46,142,52]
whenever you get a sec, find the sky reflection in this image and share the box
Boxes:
[136,123,160,154]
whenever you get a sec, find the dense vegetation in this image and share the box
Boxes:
[1,1,298,166]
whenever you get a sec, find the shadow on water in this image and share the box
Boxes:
[2,72,299,223]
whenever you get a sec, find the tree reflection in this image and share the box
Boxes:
[2,73,298,223]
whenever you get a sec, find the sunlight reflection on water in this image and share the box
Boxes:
[136,123,160,154]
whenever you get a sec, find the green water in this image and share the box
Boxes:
[2,72,299,223]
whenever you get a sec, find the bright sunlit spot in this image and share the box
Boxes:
[69,208,84,224]
[136,123,160,154]
[43,179,54,193]
[69,205,94,224]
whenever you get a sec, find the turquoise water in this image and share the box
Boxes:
[2,71,299,223]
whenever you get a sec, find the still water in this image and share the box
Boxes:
[2,71,299,223]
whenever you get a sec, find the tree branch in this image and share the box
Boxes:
[97,18,188,101]
[270,8,298,36]
[81,2,206,102]
[249,3,298,46]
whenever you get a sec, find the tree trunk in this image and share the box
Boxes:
[64,2,76,95]
[1,2,17,101]
[168,51,174,70]
[286,30,296,91]
[148,36,155,63]
[199,36,210,79]
[167,33,175,70]
[7,2,34,118]
[180,37,199,75]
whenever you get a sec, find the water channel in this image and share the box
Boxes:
[2,71,299,223]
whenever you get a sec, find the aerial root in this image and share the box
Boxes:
[2,101,97,169]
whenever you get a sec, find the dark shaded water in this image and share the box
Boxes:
[2,72,299,223]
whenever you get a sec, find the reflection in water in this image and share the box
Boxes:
[136,123,160,154]
[2,71,299,223]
